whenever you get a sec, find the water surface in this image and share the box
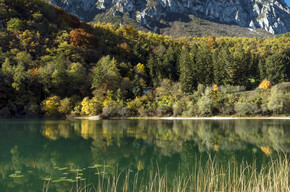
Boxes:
[0,119,289,191]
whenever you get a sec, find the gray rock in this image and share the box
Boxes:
[48,0,290,34]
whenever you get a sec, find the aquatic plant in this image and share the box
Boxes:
[43,153,289,192]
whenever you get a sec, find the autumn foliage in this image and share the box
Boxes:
[206,36,217,49]
[41,96,60,116]
[258,79,272,89]
[69,28,96,48]
[260,146,273,156]
[55,6,80,28]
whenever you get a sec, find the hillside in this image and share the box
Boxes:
[48,0,290,36]
[93,12,273,38]
[0,0,290,118]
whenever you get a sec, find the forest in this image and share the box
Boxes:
[0,0,290,118]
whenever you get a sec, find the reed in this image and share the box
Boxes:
[44,153,289,192]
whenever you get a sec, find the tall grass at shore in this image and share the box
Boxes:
[44,153,289,192]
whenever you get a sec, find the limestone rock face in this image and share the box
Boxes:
[48,0,290,34]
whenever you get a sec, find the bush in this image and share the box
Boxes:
[126,95,151,116]
[102,97,130,117]
[197,90,213,115]
[58,98,72,115]
[182,101,197,117]
[267,87,286,114]
[81,97,103,116]
[72,102,82,116]
[156,104,172,117]
[258,79,272,89]
[41,96,60,116]
[234,102,253,116]
[173,101,185,116]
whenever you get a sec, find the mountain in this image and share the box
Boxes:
[47,0,290,36]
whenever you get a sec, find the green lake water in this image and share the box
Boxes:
[0,119,289,191]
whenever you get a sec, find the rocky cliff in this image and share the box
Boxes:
[48,0,290,34]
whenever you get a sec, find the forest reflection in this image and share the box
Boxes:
[41,119,290,155]
[0,119,289,191]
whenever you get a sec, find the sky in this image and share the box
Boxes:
[286,0,290,7]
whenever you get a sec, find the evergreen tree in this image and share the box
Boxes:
[212,48,224,85]
[147,54,159,85]
[163,44,179,81]
[221,47,234,85]
[232,47,250,86]
[52,54,69,96]
[266,53,290,84]
[195,44,213,85]
[131,74,142,98]
[179,48,196,94]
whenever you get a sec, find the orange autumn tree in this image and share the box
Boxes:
[55,6,80,28]
[258,79,272,89]
[69,28,96,48]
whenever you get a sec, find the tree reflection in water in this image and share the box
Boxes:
[0,119,288,191]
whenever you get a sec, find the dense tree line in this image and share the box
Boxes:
[0,0,289,117]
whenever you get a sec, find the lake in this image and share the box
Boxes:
[0,119,289,191]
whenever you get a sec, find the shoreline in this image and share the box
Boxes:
[1,115,290,121]
[70,116,290,120]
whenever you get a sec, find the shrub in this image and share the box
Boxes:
[81,97,103,116]
[173,101,186,116]
[58,98,72,115]
[126,95,151,116]
[234,102,253,116]
[197,90,213,115]
[267,87,286,114]
[41,96,60,116]
[156,104,172,117]
[72,102,82,116]
[182,101,197,117]
[102,100,120,117]
[258,79,272,89]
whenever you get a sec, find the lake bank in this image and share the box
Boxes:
[69,115,290,120]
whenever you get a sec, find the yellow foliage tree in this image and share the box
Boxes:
[81,97,103,115]
[42,96,60,116]
[258,79,272,89]
[136,63,145,75]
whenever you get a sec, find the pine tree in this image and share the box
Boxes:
[221,47,234,85]
[232,47,250,86]
[179,48,196,94]
[195,44,213,85]
[265,53,290,84]
[131,75,142,98]
[212,48,226,85]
